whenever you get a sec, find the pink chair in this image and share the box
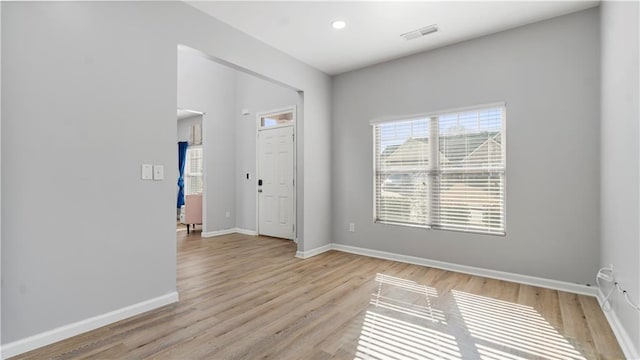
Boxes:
[183,194,202,234]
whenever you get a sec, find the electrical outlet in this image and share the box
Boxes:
[226,211,231,218]
[349,223,355,232]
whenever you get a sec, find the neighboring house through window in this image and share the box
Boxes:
[372,104,506,235]
[185,146,203,195]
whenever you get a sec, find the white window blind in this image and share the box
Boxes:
[374,118,431,226]
[373,105,505,235]
[185,146,203,195]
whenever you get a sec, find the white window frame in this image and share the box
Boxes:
[258,107,296,130]
[184,145,204,196]
[371,102,507,236]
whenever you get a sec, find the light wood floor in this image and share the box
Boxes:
[13,232,624,359]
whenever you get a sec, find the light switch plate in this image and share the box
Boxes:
[153,165,164,180]
[141,164,153,180]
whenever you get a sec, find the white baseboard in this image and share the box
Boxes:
[597,290,640,359]
[202,228,257,238]
[201,228,236,238]
[330,243,597,297]
[292,242,597,297]
[1,292,179,359]
[234,228,257,236]
[295,244,333,259]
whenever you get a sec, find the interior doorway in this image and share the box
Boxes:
[177,44,303,247]
[256,107,296,240]
[177,108,205,235]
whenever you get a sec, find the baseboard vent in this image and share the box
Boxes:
[401,24,438,41]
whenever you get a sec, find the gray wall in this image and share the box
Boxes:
[178,50,237,231]
[1,1,331,344]
[177,115,202,143]
[2,2,177,342]
[331,9,600,284]
[600,1,640,355]
[235,72,299,232]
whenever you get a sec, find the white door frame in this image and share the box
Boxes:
[255,106,297,240]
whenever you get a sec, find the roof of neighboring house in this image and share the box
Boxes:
[380,144,401,160]
[461,133,503,168]
[382,138,430,166]
[439,131,500,163]
[380,131,501,167]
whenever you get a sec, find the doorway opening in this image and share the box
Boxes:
[177,108,205,236]
[176,44,303,247]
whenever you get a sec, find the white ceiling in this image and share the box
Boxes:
[187,1,599,75]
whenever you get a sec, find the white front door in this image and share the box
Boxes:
[258,125,294,239]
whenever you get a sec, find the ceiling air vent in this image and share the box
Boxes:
[400,24,438,41]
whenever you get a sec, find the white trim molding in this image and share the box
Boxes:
[295,244,333,259]
[201,229,236,238]
[1,292,178,359]
[296,242,597,297]
[332,244,597,296]
[234,228,257,236]
[202,228,257,238]
[597,290,640,360]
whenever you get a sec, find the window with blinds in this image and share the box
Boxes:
[185,146,203,195]
[373,105,505,235]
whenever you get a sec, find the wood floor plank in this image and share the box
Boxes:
[11,231,625,360]
[579,295,624,360]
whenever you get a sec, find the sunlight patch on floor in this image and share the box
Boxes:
[353,273,587,360]
[355,273,461,360]
[452,290,586,360]
[475,343,529,360]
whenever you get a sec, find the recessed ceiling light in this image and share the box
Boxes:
[331,20,346,30]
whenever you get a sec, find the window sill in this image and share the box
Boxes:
[374,220,506,237]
